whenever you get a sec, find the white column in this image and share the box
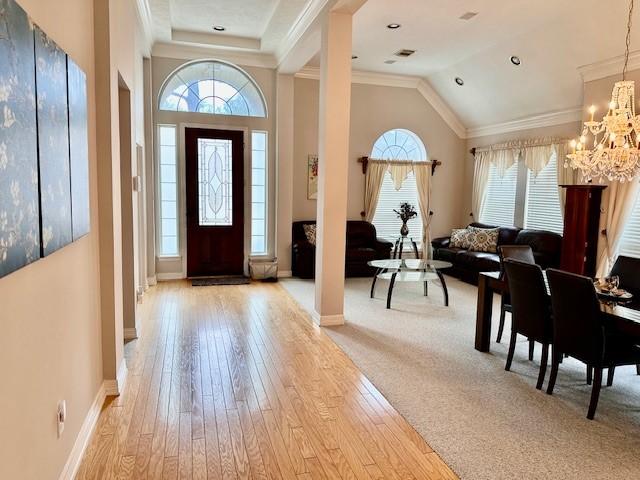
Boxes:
[276,74,295,276]
[314,11,353,326]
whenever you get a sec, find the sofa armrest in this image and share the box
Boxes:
[431,236,451,249]
[373,238,393,257]
[293,239,315,253]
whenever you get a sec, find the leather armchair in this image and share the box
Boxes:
[292,221,392,279]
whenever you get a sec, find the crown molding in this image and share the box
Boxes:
[171,30,261,51]
[295,66,421,88]
[578,50,640,82]
[134,0,154,56]
[276,0,331,66]
[152,42,277,69]
[416,79,467,139]
[466,107,583,139]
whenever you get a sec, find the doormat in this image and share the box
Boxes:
[192,276,250,286]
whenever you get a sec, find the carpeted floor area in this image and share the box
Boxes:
[281,275,640,480]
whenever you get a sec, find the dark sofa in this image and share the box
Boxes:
[292,221,393,279]
[431,222,562,284]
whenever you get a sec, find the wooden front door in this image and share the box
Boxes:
[185,127,245,277]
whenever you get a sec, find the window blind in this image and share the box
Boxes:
[619,194,640,258]
[480,162,518,227]
[372,171,423,244]
[524,153,564,234]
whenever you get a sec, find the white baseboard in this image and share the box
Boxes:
[312,311,345,326]
[57,382,107,480]
[104,360,128,396]
[157,272,185,281]
[147,275,157,286]
[124,327,138,340]
[277,270,292,278]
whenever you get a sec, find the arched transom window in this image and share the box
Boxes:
[371,129,427,244]
[371,129,427,162]
[159,60,267,118]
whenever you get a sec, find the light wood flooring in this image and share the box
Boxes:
[76,280,458,479]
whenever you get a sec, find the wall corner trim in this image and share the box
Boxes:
[57,383,107,480]
[312,311,345,326]
[105,360,129,396]
[124,327,139,340]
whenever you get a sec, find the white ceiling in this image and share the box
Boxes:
[146,0,640,132]
[148,0,312,52]
[347,0,640,128]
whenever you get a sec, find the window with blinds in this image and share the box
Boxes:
[479,162,518,227]
[524,153,564,234]
[372,172,423,243]
[619,194,640,258]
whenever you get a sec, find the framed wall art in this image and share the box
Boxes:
[307,154,318,200]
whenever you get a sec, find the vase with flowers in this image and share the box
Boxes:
[394,202,417,238]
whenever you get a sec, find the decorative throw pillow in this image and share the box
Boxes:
[467,227,499,253]
[303,224,317,246]
[450,228,471,249]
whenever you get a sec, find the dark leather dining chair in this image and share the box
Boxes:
[503,259,553,389]
[546,268,640,420]
[497,245,536,350]
[610,255,640,298]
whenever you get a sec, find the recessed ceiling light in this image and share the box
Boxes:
[510,55,521,66]
[212,25,226,32]
[387,23,401,29]
[351,55,358,60]
[455,77,464,86]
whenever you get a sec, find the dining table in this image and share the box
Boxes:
[474,270,640,352]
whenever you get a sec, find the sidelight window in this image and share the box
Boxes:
[251,131,268,255]
[158,125,179,256]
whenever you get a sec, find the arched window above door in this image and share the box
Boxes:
[158,60,267,118]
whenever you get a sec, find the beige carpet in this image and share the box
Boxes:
[281,276,640,480]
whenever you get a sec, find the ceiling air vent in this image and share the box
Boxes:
[384,60,396,64]
[459,12,478,20]
[394,49,415,58]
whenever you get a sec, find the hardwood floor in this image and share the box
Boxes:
[76,280,458,480]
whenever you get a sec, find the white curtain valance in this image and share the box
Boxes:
[474,137,569,178]
[368,158,432,191]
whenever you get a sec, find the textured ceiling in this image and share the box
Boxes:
[348,0,640,128]
[148,0,311,52]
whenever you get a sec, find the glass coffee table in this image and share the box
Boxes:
[368,259,453,309]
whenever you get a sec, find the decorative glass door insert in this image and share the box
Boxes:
[198,138,233,226]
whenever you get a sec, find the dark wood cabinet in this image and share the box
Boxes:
[560,185,606,277]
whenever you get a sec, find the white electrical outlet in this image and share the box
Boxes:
[57,400,66,438]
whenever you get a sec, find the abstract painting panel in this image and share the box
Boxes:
[67,57,90,240]
[307,155,318,200]
[0,0,40,278]
[35,26,72,256]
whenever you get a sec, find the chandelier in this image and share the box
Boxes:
[566,0,640,182]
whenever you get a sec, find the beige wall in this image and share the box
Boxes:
[0,0,102,479]
[151,56,277,278]
[462,121,581,226]
[291,77,467,239]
